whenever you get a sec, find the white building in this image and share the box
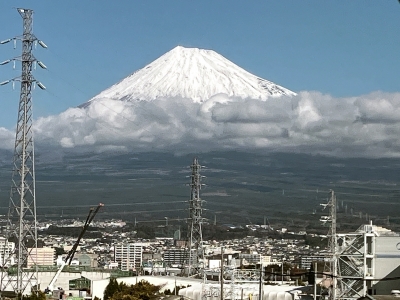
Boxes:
[114,243,143,271]
[335,222,400,299]
[27,247,55,268]
[0,237,15,267]
[261,255,273,266]
[300,255,326,269]
[240,253,260,265]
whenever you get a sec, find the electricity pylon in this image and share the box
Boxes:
[187,157,205,275]
[0,8,47,296]
[320,190,337,300]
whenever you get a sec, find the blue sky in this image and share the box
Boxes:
[0,1,399,131]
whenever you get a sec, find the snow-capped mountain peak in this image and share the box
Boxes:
[88,46,295,103]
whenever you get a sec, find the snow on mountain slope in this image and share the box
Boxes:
[88,46,296,104]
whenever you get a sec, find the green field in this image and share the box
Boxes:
[0,150,399,232]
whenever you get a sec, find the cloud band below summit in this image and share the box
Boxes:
[0,91,397,158]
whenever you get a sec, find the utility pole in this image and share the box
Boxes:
[314,262,317,300]
[258,268,263,300]
[220,247,224,300]
[0,8,47,298]
[187,157,205,275]
[330,191,337,300]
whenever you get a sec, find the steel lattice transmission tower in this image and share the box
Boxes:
[321,190,337,300]
[187,157,205,275]
[0,8,47,296]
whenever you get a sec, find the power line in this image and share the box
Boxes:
[35,208,187,218]
[0,200,187,211]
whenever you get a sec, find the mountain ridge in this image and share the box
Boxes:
[87,46,295,104]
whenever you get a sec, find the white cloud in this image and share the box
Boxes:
[0,127,14,150]
[1,91,400,158]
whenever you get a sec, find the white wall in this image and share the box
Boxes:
[179,283,299,300]
[91,275,203,300]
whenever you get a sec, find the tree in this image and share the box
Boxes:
[21,291,47,300]
[103,279,161,300]
[104,278,120,300]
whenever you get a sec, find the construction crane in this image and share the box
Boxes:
[45,203,104,293]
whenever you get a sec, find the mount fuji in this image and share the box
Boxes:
[29,46,400,159]
[86,46,295,104]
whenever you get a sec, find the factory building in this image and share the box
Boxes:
[335,222,400,299]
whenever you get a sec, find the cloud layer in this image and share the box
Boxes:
[1,91,400,158]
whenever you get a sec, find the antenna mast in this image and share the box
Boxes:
[187,157,205,275]
[0,8,46,296]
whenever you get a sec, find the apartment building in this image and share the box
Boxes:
[114,243,143,271]
[27,247,55,268]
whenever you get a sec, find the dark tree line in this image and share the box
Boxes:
[43,225,103,238]
[103,278,161,300]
